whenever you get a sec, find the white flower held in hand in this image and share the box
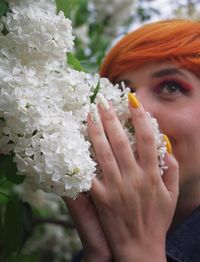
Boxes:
[0,0,167,199]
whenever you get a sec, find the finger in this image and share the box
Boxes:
[128,93,159,173]
[90,176,106,200]
[98,101,138,174]
[63,194,105,249]
[161,153,179,199]
[88,104,121,184]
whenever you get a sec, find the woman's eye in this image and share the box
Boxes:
[158,81,185,94]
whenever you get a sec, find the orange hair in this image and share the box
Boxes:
[99,19,200,83]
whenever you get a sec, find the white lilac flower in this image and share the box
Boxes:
[14,181,62,211]
[0,0,167,199]
[96,91,167,175]
[1,0,74,71]
[7,0,56,12]
[74,24,90,46]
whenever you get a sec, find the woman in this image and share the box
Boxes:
[64,19,200,262]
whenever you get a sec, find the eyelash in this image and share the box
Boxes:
[154,79,192,96]
[117,78,192,98]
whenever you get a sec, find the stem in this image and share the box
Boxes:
[33,216,75,229]
[0,191,10,199]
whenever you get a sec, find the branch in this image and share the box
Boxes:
[33,216,75,229]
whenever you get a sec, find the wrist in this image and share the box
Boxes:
[83,256,112,262]
[83,252,112,262]
[113,240,167,262]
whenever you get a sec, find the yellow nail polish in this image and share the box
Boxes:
[163,135,172,154]
[128,93,140,108]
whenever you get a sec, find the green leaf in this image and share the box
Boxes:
[0,155,25,184]
[80,60,99,73]
[56,0,79,18]
[56,0,69,17]
[73,0,88,27]
[0,0,8,18]
[20,202,33,249]
[0,207,2,236]
[0,193,9,205]
[4,200,22,256]
[2,201,33,258]
[90,80,100,103]
[67,52,87,72]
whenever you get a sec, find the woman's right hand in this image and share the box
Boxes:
[63,194,112,262]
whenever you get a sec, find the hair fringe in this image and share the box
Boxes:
[100,19,200,82]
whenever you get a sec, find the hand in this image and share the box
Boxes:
[88,98,179,262]
[63,194,112,262]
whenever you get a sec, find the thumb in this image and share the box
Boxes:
[62,194,104,248]
[63,193,96,227]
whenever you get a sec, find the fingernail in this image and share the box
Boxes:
[128,92,140,108]
[90,104,100,123]
[163,134,172,154]
[97,93,110,110]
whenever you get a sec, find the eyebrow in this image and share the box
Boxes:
[151,68,186,78]
[116,68,189,87]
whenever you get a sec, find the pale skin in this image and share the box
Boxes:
[64,62,200,261]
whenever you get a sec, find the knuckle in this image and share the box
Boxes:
[92,127,102,137]
[99,149,113,163]
[103,110,115,122]
[135,108,146,119]
[114,136,128,151]
[149,172,160,185]
[141,131,154,145]
[132,176,142,190]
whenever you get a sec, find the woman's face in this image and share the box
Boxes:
[117,62,200,190]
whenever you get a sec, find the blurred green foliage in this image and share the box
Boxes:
[0,0,8,18]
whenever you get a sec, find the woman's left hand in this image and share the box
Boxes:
[88,96,179,262]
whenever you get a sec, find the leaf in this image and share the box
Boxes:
[0,195,9,207]
[56,0,69,17]
[56,0,79,18]
[67,52,87,72]
[90,80,100,103]
[0,155,6,180]
[80,60,99,73]
[20,202,33,249]
[3,201,33,258]
[0,207,2,236]
[0,155,24,184]
[73,0,88,27]
[4,200,22,256]
[0,0,8,18]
